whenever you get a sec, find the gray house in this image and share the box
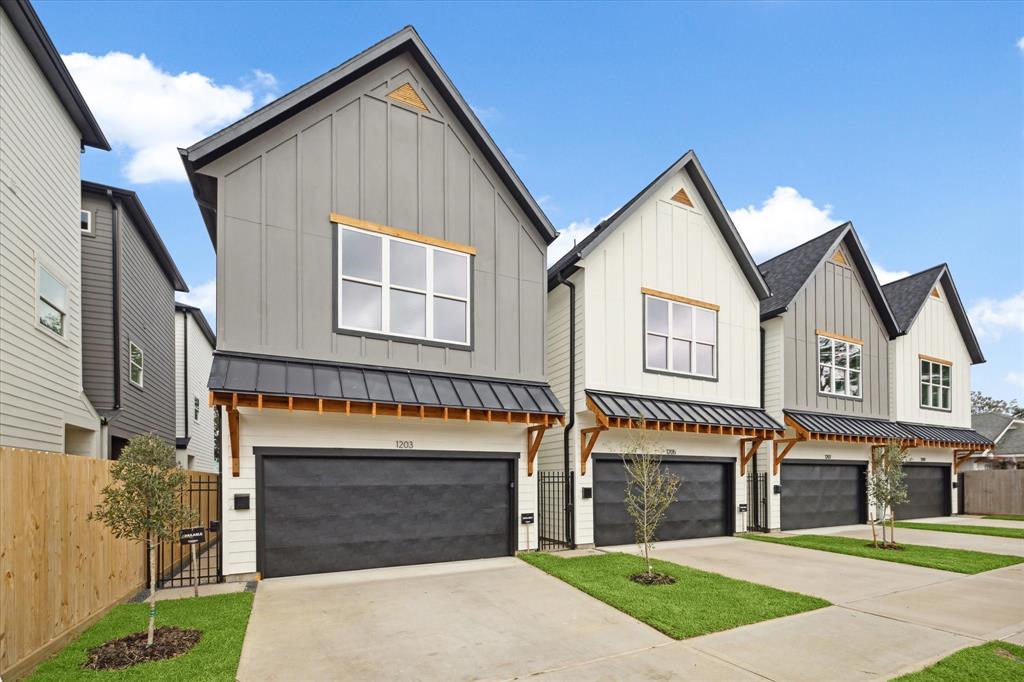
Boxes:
[180,26,563,579]
[968,413,1024,470]
[80,181,188,458]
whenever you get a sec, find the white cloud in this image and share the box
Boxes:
[970,291,1024,340]
[471,104,501,124]
[176,279,216,324]
[63,52,277,183]
[1007,371,1024,389]
[729,186,842,260]
[547,219,598,266]
[1017,36,1024,52]
[873,264,911,285]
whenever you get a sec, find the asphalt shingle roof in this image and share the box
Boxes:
[993,423,1024,455]
[756,224,849,318]
[971,412,1014,441]
[881,265,945,331]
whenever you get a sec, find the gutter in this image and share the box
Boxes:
[182,309,189,441]
[556,273,576,548]
[108,190,121,410]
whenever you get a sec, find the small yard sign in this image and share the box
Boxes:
[521,513,535,524]
[179,527,205,545]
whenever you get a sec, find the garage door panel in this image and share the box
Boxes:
[781,463,865,530]
[260,454,512,577]
[895,465,949,520]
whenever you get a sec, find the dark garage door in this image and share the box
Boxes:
[895,465,950,520]
[593,457,733,547]
[258,452,513,578]
[781,462,866,531]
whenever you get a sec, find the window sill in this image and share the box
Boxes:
[36,322,70,347]
[816,391,863,402]
[919,404,953,413]
[333,327,474,352]
[643,367,719,383]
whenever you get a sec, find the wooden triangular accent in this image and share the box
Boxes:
[830,249,849,266]
[670,187,693,207]
[386,83,428,112]
[930,287,941,299]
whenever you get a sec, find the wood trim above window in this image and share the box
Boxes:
[919,353,952,366]
[330,213,477,256]
[815,329,864,346]
[640,287,720,312]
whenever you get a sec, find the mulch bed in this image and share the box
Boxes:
[83,626,201,670]
[630,572,677,585]
[865,542,905,551]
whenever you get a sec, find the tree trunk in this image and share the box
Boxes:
[147,535,156,646]
[881,506,888,544]
[890,513,896,546]
[869,513,878,548]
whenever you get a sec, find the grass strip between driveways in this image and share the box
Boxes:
[741,533,1023,574]
[891,640,1024,681]
[983,514,1024,522]
[520,552,828,640]
[894,521,1024,540]
[27,592,254,682]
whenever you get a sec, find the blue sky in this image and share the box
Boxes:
[37,0,1024,402]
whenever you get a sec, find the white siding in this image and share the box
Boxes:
[176,311,218,472]
[0,9,99,453]
[890,282,972,427]
[538,270,585,473]
[221,410,538,577]
[580,169,761,407]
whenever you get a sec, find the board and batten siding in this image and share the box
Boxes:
[781,244,890,418]
[890,281,971,427]
[80,192,116,411]
[580,168,762,408]
[0,9,99,453]
[201,52,547,381]
[176,311,218,472]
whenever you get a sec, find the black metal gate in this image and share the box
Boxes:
[746,472,769,532]
[155,472,222,588]
[538,470,574,549]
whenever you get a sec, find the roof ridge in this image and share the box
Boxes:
[756,222,849,270]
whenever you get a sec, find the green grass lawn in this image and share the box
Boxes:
[892,641,1024,681]
[894,521,1024,540]
[27,592,254,681]
[983,514,1024,522]
[520,552,828,639]
[741,533,1023,574]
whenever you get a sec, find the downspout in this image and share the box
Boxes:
[182,310,189,440]
[108,190,121,410]
[556,273,576,548]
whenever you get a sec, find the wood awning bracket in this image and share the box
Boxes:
[772,437,802,476]
[228,408,240,477]
[739,437,764,477]
[580,426,606,476]
[953,449,974,474]
[527,425,547,476]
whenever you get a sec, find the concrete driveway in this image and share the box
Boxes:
[239,540,1024,681]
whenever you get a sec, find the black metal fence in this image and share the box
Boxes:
[746,472,769,532]
[155,472,222,588]
[538,470,573,549]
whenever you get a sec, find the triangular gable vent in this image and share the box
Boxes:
[830,249,849,267]
[386,83,429,112]
[930,287,941,299]
[670,187,693,207]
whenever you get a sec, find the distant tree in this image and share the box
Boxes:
[621,427,681,578]
[868,443,910,548]
[90,434,197,646]
[971,391,1024,418]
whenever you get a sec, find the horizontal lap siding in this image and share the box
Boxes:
[538,271,585,473]
[80,193,115,411]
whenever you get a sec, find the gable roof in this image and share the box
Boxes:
[2,0,108,149]
[972,412,1014,441]
[82,180,188,292]
[180,25,555,250]
[882,264,985,364]
[993,422,1024,455]
[175,302,216,347]
[757,222,901,337]
[546,150,770,299]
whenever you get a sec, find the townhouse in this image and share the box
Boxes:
[180,27,563,579]
[0,0,109,456]
[175,302,219,472]
[80,181,188,458]
[541,152,784,548]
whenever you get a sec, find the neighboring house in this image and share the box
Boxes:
[542,151,784,548]
[0,0,110,456]
[175,302,218,472]
[968,413,1024,469]
[180,27,563,579]
[80,181,188,458]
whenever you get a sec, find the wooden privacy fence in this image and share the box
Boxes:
[961,470,1024,515]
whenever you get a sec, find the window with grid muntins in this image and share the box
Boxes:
[644,293,717,378]
[337,226,471,345]
[817,335,862,398]
[920,359,951,410]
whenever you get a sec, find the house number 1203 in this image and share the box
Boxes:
[396,440,414,449]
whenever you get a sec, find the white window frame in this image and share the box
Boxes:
[642,292,718,379]
[336,224,472,346]
[817,334,862,398]
[920,358,952,411]
[129,341,144,388]
[36,263,68,339]
[81,209,92,234]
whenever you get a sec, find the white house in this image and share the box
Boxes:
[175,302,218,472]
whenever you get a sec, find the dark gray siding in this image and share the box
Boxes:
[783,246,890,418]
[208,52,547,381]
[80,192,116,411]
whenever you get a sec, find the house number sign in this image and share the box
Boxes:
[396,440,414,449]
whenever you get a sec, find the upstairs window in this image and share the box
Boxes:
[129,341,144,388]
[817,333,862,398]
[643,290,717,378]
[920,357,951,410]
[81,210,92,233]
[37,265,67,337]
[336,222,472,345]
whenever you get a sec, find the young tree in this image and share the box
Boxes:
[867,442,910,548]
[620,427,681,577]
[90,434,197,645]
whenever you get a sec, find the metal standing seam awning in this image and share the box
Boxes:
[208,352,564,478]
[582,390,785,477]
